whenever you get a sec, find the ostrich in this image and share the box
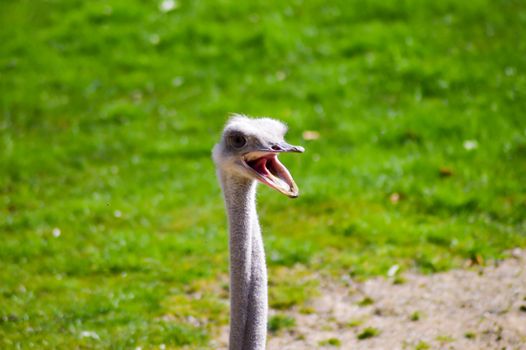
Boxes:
[212,115,304,350]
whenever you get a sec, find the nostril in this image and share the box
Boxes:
[271,145,281,151]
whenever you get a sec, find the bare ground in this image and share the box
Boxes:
[269,249,526,350]
[215,249,526,350]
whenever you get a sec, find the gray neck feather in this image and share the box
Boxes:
[218,171,268,350]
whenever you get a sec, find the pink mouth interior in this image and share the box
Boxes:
[247,155,273,176]
[245,153,297,195]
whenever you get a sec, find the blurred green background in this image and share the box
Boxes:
[1,0,525,348]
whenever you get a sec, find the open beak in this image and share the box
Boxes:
[242,142,304,198]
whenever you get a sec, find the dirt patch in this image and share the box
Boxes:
[214,249,526,349]
[268,249,526,350]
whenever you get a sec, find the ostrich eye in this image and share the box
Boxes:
[229,134,247,148]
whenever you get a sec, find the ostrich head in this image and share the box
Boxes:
[213,114,304,198]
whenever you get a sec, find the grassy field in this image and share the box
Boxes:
[1,0,525,348]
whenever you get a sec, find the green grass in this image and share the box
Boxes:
[415,341,431,350]
[347,319,364,328]
[464,331,476,339]
[358,296,375,307]
[267,314,295,334]
[410,311,421,321]
[319,337,342,347]
[357,327,381,340]
[1,0,525,348]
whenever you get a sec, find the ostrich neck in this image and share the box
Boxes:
[219,171,268,350]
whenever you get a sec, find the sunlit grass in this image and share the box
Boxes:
[1,0,525,348]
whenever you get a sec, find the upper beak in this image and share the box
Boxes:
[268,142,305,153]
